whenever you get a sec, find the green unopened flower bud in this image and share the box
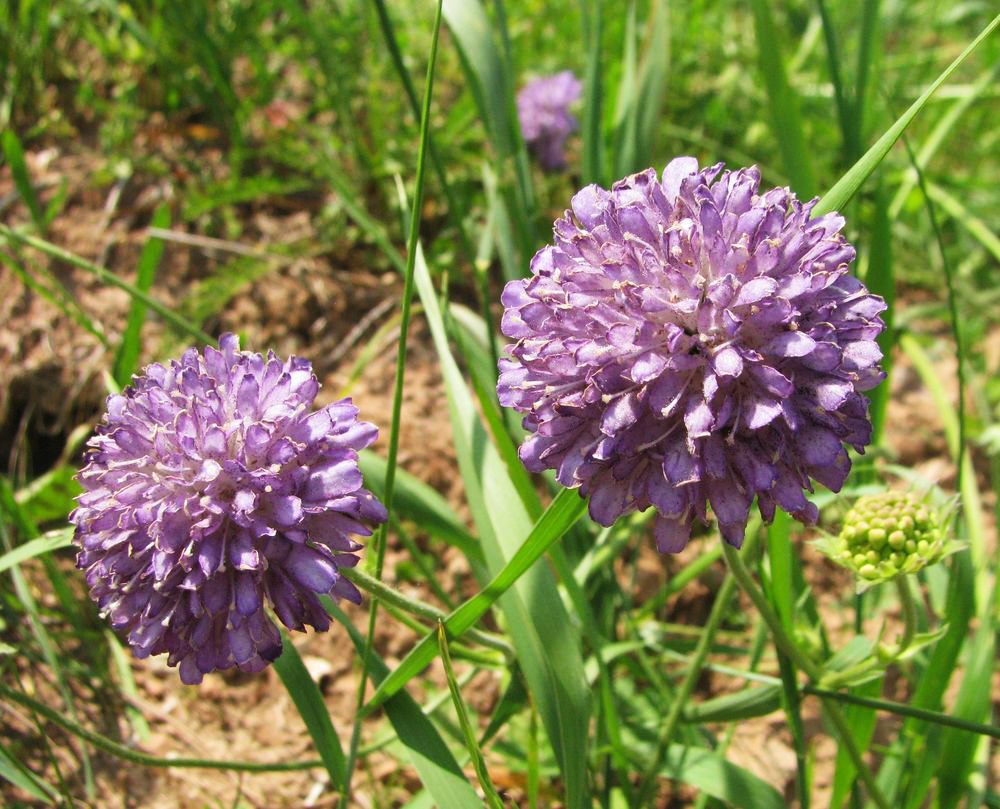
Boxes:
[816,491,951,589]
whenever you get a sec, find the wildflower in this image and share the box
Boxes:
[517,70,583,171]
[498,158,886,551]
[71,335,386,684]
[819,491,951,585]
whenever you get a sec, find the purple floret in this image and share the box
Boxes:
[71,334,386,684]
[498,158,886,551]
[517,70,583,171]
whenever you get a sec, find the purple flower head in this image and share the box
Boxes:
[517,70,583,171]
[71,335,386,684]
[498,158,886,552]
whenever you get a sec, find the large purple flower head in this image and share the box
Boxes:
[71,335,386,684]
[517,70,583,171]
[498,158,886,552]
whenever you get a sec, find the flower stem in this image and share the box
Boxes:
[341,567,513,659]
[636,529,760,804]
[720,542,892,809]
[342,1,444,802]
[0,683,320,772]
[892,574,918,656]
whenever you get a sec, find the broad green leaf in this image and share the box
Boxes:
[273,635,346,790]
[14,463,81,526]
[329,604,482,808]
[659,744,786,809]
[814,12,1000,217]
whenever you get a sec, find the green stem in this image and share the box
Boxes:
[342,567,512,659]
[721,542,892,809]
[0,684,320,772]
[637,529,760,803]
[342,1,444,802]
[892,575,918,656]
[0,224,214,345]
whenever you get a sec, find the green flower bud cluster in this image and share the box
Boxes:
[829,492,944,583]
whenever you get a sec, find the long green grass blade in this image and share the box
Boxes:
[814,12,1000,217]
[437,624,506,809]
[329,604,482,808]
[581,0,604,185]
[0,741,56,804]
[409,234,592,806]
[272,634,346,790]
[0,528,73,574]
[363,487,586,712]
[345,1,445,801]
[749,0,817,197]
[112,203,169,386]
[1,129,44,230]
[0,225,214,345]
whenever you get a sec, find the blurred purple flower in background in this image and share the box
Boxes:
[517,70,582,171]
[498,158,886,552]
[71,335,386,684]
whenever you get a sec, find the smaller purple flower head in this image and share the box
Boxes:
[517,70,583,171]
[71,335,387,684]
[498,158,886,552]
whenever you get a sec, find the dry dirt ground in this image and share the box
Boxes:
[1,143,996,808]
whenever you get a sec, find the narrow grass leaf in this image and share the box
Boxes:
[358,451,482,565]
[581,0,604,185]
[364,487,586,711]
[437,624,506,809]
[0,225,214,345]
[748,0,817,198]
[0,528,73,575]
[0,742,55,804]
[864,180,893,442]
[926,625,995,809]
[272,634,346,790]
[1,129,44,230]
[814,12,1000,217]
[411,236,592,806]
[329,604,482,808]
[113,203,169,386]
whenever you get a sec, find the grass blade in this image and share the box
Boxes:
[581,0,604,185]
[0,224,214,345]
[437,624,506,809]
[345,1,445,800]
[272,635,346,790]
[749,0,817,198]
[329,604,482,808]
[112,203,170,386]
[410,232,592,806]
[0,528,73,575]
[814,12,1000,217]
[363,487,586,712]
[0,741,56,804]
[1,129,44,230]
